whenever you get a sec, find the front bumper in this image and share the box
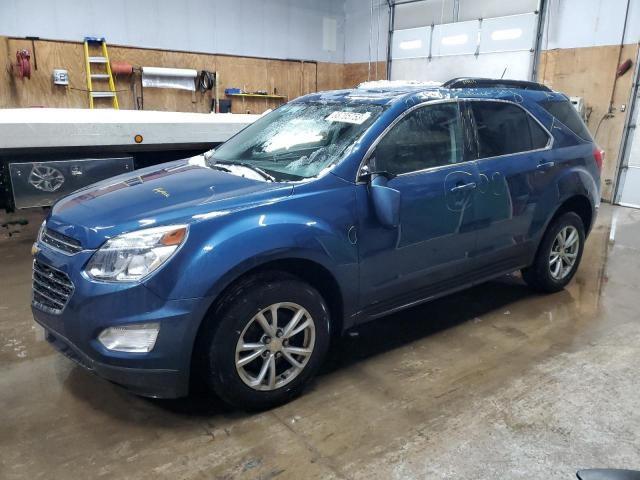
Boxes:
[40,325,185,398]
[31,242,211,399]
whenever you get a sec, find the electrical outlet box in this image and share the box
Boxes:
[52,69,69,86]
[569,97,585,120]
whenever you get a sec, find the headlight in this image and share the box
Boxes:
[37,220,46,242]
[85,225,188,282]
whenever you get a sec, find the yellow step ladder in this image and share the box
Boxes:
[83,37,119,109]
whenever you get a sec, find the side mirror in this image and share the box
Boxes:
[369,173,401,228]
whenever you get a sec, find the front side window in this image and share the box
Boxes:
[374,102,463,176]
[210,102,384,181]
[470,101,549,158]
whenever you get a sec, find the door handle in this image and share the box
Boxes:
[450,182,477,193]
[537,160,555,171]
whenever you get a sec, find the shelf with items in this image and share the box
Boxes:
[225,91,288,113]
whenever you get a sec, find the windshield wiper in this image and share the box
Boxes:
[212,160,275,182]
[207,164,233,173]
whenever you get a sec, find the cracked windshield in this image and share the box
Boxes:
[209,102,384,181]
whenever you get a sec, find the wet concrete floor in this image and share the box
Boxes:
[1,204,639,479]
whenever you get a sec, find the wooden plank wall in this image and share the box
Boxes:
[538,43,639,202]
[317,61,386,91]
[1,37,382,114]
[343,61,386,88]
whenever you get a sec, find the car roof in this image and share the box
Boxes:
[297,78,559,107]
[298,83,446,106]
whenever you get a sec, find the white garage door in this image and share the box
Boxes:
[390,0,541,82]
[617,86,640,208]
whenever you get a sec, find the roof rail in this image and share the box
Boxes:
[443,77,552,92]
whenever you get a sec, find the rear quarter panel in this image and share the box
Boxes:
[527,142,599,252]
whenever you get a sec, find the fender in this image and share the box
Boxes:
[198,215,356,301]
[144,175,359,319]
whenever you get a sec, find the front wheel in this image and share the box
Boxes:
[201,272,330,410]
[522,212,585,293]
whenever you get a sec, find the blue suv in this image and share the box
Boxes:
[31,78,602,410]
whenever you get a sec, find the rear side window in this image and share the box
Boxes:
[470,101,550,158]
[528,115,550,149]
[375,102,463,175]
[539,99,592,141]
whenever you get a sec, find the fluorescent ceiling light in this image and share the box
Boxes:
[399,39,422,50]
[441,34,468,46]
[491,28,523,41]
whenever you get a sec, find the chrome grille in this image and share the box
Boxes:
[32,260,74,314]
[41,227,82,254]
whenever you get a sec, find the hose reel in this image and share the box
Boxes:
[14,49,32,79]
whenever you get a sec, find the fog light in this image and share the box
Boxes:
[98,323,160,353]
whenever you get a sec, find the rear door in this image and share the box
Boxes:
[466,100,554,271]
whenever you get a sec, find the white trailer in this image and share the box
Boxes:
[0,109,259,210]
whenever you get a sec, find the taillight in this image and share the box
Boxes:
[593,147,605,171]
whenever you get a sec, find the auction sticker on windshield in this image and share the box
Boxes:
[325,111,371,125]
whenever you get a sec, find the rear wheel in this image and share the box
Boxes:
[522,212,585,293]
[200,272,330,410]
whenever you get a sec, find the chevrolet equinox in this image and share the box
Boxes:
[31,78,602,410]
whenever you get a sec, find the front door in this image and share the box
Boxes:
[356,101,480,318]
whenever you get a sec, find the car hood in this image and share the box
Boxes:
[46,157,293,249]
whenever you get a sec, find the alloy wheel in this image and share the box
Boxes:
[549,225,580,280]
[28,165,65,192]
[235,302,316,391]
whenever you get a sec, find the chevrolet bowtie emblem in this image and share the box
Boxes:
[153,187,170,198]
[31,243,40,257]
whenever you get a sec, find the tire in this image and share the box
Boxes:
[199,271,331,411]
[522,212,585,293]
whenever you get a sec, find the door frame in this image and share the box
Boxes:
[613,47,640,207]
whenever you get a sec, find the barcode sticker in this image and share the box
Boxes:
[325,111,372,125]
